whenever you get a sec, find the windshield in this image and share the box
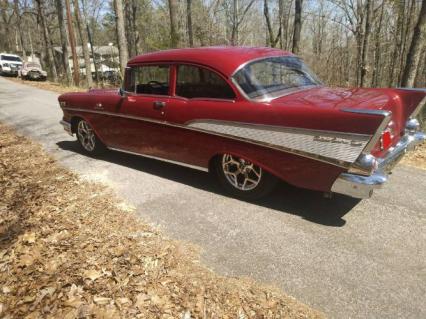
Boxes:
[232,56,321,100]
[1,55,22,62]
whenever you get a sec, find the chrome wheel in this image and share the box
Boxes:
[222,154,262,191]
[77,120,96,152]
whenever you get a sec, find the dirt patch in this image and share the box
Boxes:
[401,143,426,170]
[0,123,323,318]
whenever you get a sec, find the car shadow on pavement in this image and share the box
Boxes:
[57,141,360,227]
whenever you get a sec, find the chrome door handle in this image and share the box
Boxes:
[94,103,103,110]
[153,101,166,110]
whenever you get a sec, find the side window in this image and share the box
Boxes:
[124,65,170,95]
[176,65,236,99]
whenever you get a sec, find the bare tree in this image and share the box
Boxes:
[74,0,92,87]
[0,0,13,52]
[113,0,129,77]
[187,0,194,47]
[359,0,372,87]
[13,0,26,59]
[230,0,256,46]
[292,0,303,54]
[401,0,426,87]
[35,0,58,82]
[264,0,281,48]
[65,0,79,86]
[168,0,180,48]
[55,0,72,85]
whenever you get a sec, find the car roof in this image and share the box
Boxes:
[127,46,294,77]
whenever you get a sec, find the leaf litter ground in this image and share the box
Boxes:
[0,123,324,318]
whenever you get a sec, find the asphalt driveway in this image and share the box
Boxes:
[1,77,425,318]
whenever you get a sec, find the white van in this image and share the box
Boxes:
[0,53,23,76]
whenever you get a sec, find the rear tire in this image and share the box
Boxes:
[76,119,106,156]
[213,154,277,201]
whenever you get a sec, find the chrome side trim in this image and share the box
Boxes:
[62,107,370,168]
[187,119,370,163]
[107,146,209,172]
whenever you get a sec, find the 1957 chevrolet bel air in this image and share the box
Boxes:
[58,47,426,200]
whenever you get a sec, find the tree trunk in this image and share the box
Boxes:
[35,0,58,82]
[113,0,129,77]
[401,0,426,87]
[168,0,180,48]
[86,24,99,85]
[371,1,385,87]
[0,0,11,52]
[74,0,92,87]
[292,0,303,54]
[65,0,79,86]
[13,0,26,59]
[388,0,405,86]
[359,0,372,87]
[125,0,139,58]
[186,0,194,47]
[231,0,239,45]
[55,0,72,85]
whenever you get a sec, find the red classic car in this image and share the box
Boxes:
[59,47,426,200]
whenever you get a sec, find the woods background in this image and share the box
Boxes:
[0,0,425,89]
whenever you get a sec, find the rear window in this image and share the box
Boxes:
[176,65,235,100]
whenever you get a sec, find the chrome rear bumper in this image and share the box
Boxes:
[331,131,425,198]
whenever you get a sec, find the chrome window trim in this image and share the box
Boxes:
[107,146,209,172]
[62,106,370,169]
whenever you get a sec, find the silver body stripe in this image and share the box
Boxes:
[187,120,370,163]
[62,107,371,167]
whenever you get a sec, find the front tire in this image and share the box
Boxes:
[213,154,277,200]
[76,119,105,155]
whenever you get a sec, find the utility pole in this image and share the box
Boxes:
[65,0,79,86]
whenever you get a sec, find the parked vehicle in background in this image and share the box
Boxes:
[58,47,426,200]
[0,53,23,76]
[19,62,47,81]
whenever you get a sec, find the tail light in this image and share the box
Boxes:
[380,130,392,150]
[380,120,396,151]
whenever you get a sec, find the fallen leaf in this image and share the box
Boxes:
[22,232,36,244]
[83,269,102,281]
[93,296,111,305]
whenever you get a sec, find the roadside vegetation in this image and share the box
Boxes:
[0,123,324,318]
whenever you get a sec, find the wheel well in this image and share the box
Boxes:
[70,116,83,134]
[208,154,221,173]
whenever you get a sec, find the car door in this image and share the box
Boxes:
[153,64,240,167]
[108,64,173,156]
